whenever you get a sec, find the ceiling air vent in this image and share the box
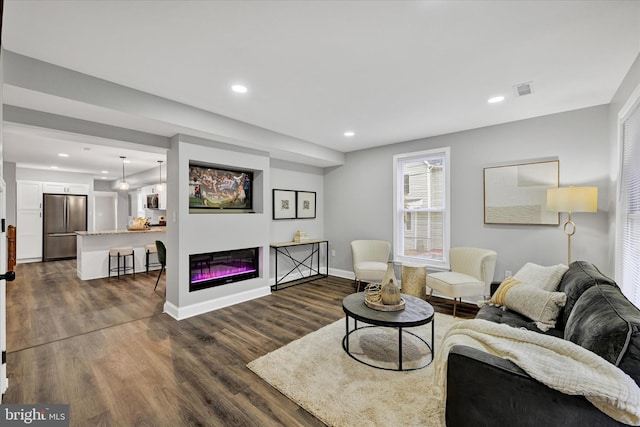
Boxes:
[513,82,534,97]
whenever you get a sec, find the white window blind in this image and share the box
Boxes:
[619,101,640,307]
[393,148,450,269]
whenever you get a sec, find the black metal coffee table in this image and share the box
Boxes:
[342,292,435,371]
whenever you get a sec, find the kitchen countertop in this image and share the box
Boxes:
[76,226,166,236]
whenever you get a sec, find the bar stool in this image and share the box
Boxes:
[109,246,135,280]
[145,243,160,273]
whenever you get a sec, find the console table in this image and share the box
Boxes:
[270,239,329,290]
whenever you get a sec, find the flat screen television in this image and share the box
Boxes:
[189,162,253,212]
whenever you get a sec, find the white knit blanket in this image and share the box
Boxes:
[435,319,640,426]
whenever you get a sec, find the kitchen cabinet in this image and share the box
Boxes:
[17,181,43,262]
[17,181,42,210]
[16,209,42,261]
[42,182,89,195]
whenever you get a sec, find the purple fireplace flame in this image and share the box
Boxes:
[190,247,259,292]
[191,263,257,284]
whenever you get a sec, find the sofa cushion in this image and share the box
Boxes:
[513,262,569,292]
[556,261,618,331]
[476,305,564,338]
[564,285,640,386]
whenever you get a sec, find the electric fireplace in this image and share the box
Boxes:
[189,247,259,292]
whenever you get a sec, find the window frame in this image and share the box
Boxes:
[616,83,640,307]
[392,147,451,270]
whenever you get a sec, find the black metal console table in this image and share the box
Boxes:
[270,239,329,291]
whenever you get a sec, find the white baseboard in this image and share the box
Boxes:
[163,286,272,320]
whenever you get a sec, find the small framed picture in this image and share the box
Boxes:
[296,191,316,219]
[273,189,296,219]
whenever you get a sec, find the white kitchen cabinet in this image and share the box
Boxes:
[42,182,89,195]
[17,181,44,261]
[17,181,42,210]
[16,209,42,261]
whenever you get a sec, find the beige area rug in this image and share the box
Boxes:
[247,312,462,427]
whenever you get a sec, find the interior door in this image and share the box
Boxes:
[0,178,8,397]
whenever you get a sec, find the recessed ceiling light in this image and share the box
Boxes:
[58,153,69,157]
[50,166,58,169]
[488,96,505,104]
[231,84,248,94]
[101,170,109,174]
[123,160,131,164]
[101,176,108,180]
[344,131,355,137]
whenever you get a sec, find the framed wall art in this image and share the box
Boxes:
[296,191,316,219]
[483,160,559,225]
[273,189,296,220]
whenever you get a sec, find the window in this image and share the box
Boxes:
[617,88,640,307]
[393,148,450,269]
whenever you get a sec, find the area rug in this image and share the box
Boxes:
[247,312,462,427]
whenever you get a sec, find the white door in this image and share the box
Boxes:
[0,178,10,397]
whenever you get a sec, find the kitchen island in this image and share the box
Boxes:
[76,227,166,280]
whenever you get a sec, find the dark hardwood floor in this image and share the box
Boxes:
[4,260,477,426]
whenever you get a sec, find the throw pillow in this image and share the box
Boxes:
[484,277,567,331]
[513,262,569,292]
[489,277,522,306]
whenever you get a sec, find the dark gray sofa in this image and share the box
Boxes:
[446,261,640,427]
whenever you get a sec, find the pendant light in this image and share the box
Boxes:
[119,156,129,191]
[156,160,164,191]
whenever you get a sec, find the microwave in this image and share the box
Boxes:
[146,193,159,209]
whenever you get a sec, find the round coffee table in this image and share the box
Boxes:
[342,292,435,371]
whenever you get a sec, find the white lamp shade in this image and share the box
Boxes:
[547,186,598,213]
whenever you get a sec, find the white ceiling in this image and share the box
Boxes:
[1,1,639,175]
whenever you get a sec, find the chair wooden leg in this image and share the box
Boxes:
[428,289,433,300]
[453,298,458,317]
[356,279,361,292]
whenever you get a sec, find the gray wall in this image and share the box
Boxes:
[325,105,611,280]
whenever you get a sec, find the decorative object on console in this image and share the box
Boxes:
[546,186,598,264]
[296,191,316,219]
[293,230,309,242]
[273,189,296,219]
[484,160,559,225]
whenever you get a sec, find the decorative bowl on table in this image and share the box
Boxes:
[363,283,406,311]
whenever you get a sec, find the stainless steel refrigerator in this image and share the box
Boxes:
[43,194,87,261]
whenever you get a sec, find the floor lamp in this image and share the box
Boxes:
[546,186,598,265]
